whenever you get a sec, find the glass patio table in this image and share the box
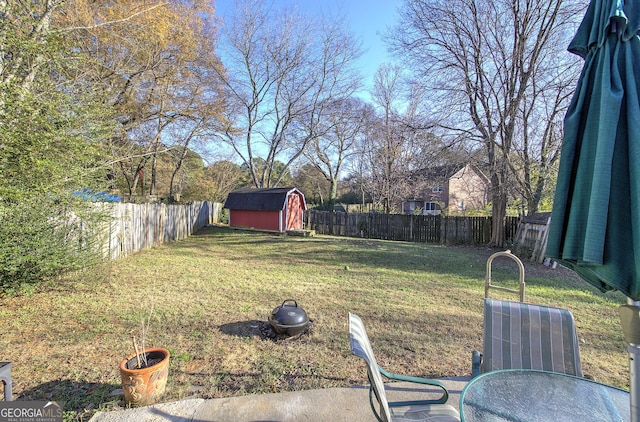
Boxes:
[460,369,630,421]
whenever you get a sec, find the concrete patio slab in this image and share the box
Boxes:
[89,376,469,422]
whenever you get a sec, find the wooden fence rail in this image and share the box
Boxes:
[98,201,221,260]
[305,210,519,246]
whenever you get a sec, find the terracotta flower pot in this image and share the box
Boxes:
[119,347,170,407]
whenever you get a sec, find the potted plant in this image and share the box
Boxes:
[119,305,170,407]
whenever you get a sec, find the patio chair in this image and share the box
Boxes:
[348,313,460,422]
[471,299,583,377]
[0,362,12,401]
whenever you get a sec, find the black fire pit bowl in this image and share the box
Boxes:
[268,299,310,336]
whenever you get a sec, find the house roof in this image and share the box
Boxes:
[224,187,305,211]
[410,163,489,184]
[424,163,467,180]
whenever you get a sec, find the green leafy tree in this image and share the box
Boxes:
[0,1,116,291]
[65,0,226,199]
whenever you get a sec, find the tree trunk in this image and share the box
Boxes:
[150,152,157,196]
[526,174,547,215]
[490,193,507,247]
[169,142,193,202]
[328,178,338,207]
[139,168,145,196]
[489,171,508,247]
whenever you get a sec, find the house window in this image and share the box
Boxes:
[432,185,443,193]
[424,202,438,211]
[458,201,465,210]
[404,201,422,214]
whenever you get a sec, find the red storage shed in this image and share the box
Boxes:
[224,187,307,233]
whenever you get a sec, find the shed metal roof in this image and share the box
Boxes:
[224,187,304,211]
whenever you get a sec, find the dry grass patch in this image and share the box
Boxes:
[0,226,629,420]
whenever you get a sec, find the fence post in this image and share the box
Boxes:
[409,215,413,241]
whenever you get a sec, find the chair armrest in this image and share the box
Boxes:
[378,365,449,405]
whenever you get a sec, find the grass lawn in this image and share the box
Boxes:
[0,226,630,420]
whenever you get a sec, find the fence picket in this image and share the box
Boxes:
[305,210,519,246]
[95,201,221,260]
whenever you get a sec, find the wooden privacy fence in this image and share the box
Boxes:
[99,201,221,260]
[305,210,519,246]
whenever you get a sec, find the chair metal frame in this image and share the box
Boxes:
[0,362,12,401]
[349,313,459,422]
[484,250,526,302]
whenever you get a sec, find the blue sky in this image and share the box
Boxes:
[215,0,404,92]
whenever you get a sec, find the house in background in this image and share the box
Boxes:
[224,187,307,232]
[402,164,489,215]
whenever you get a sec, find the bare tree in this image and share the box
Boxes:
[291,163,331,206]
[509,64,579,214]
[216,0,362,188]
[304,97,370,207]
[188,160,246,203]
[359,64,431,213]
[387,0,582,245]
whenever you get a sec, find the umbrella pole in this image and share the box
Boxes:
[619,300,640,422]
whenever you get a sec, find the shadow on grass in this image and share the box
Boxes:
[188,226,603,296]
[219,320,264,338]
[18,379,121,417]
[219,320,314,343]
[188,226,493,273]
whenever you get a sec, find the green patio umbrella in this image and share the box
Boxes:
[547,0,640,301]
[547,1,640,419]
